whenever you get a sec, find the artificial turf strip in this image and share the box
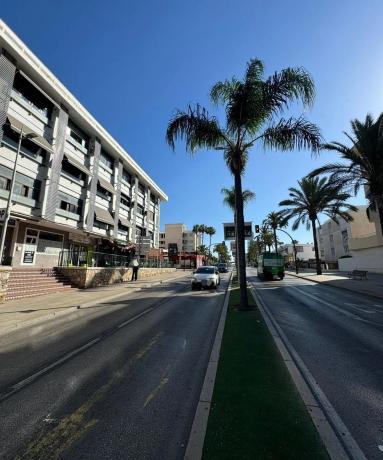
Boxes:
[202,286,329,460]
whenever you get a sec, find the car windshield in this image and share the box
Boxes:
[195,267,214,274]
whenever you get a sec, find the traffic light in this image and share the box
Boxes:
[255,224,260,233]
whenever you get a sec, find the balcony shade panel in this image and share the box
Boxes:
[94,206,115,226]
[18,69,60,109]
[119,216,132,228]
[98,177,116,195]
[6,115,53,153]
[64,154,90,175]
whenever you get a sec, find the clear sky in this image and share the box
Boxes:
[2,0,383,247]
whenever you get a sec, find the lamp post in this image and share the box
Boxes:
[0,126,37,265]
[275,228,299,274]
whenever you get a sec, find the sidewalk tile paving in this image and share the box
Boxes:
[287,269,383,300]
[0,270,189,336]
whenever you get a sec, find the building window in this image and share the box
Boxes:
[341,230,349,254]
[67,122,89,150]
[2,125,47,163]
[137,183,146,195]
[100,150,114,170]
[61,159,85,181]
[13,72,52,119]
[96,185,112,201]
[122,169,132,184]
[60,198,83,215]
[120,194,130,208]
[320,249,324,257]
[147,210,154,222]
[0,176,10,191]
[331,247,335,257]
[136,204,144,216]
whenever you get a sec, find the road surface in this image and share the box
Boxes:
[249,268,383,460]
[0,273,230,459]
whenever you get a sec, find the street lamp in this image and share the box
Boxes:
[275,228,299,275]
[0,125,37,264]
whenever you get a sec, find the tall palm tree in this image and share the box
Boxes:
[279,176,357,275]
[198,224,207,245]
[205,226,216,255]
[309,113,383,233]
[263,211,286,253]
[166,59,321,309]
[192,224,201,248]
[259,225,274,252]
[222,186,255,273]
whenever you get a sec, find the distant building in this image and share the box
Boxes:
[159,224,201,254]
[317,205,383,271]
[279,243,315,264]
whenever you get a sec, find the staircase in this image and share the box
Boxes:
[5,268,75,301]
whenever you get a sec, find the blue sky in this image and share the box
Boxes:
[3,0,383,246]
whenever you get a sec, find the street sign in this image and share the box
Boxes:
[223,222,253,241]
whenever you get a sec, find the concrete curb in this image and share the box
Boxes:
[287,271,383,302]
[0,274,186,339]
[250,283,367,460]
[184,272,232,460]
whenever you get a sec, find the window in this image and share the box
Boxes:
[136,204,144,216]
[100,150,114,170]
[97,185,112,201]
[122,169,132,184]
[13,176,41,201]
[147,210,154,222]
[2,125,47,163]
[60,199,83,215]
[137,183,146,195]
[320,249,325,257]
[13,73,52,119]
[0,176,10,191]
[120,194,130,208]
[331,247,335,257]
[67,122,89,150]
[37,231,63,254]
[61,159,85,181]
[341,230,349,254]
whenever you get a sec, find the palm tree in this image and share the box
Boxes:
[205,226,216,247]
[166,59,321,309]
[192,224,201,248]
[279,176,357,275]
[198,224,207,245]
[309,113,383,233]
[222,186,255,273]
[263,211,286,252]
[259,225,274,252]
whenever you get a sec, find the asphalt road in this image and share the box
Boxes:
[249,268,383,460]
[0,273,230,460]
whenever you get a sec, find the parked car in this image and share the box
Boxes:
[191,266,220,290]
[217,262,228,273]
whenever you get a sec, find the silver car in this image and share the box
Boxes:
[191,266,221,290]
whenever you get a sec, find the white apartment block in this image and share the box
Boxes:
[0,20,167,267]
[159,224,201,253]
[279,243,315,262]
[317,205,378,269]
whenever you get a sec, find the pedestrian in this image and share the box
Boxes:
[131,257,139,281]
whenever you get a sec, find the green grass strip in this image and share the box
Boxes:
[202,285,329,460]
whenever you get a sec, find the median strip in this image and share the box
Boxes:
[202,283,330,460]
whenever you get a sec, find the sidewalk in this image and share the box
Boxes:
[287,269,383,300]
[0,270,190,337]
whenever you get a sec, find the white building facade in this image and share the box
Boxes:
[317,205,383,271]
[0,20,167,267]
[279,243,315,262]
[159,224,201,253]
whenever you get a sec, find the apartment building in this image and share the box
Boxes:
[0,20,167,268]
[278,243,315,262]
[159,224,201,254]
[317,205,377,269]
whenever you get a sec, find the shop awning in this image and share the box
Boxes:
[119,216,132,228]
[64,154,91,175]
[98,177,115,195]
[6,115,53,153]
[94,206,115,226]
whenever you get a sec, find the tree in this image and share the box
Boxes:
[260,226,274,251]
[263,211,287,252]
[205,226,216,249]
[248,238,263,263]
[309,113,383,233]
[192,224,202,247]
[197,244,209,257]
[279,176,357,275]
[166,59,321,309]
[214,243,230,262]
[198,224,207,245]
[222,186,255,273]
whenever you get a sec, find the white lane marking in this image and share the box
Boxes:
[289,286,376,324]
[0,337,101,401]
[182,339,187,350]
[117,307,154,329]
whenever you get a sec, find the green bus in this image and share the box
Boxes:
[257,252,285,280]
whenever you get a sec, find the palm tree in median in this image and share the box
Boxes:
[205,226,216,259]
[279,176,357,275]
[222,186,255,272]
[263,211,286,253]
[166,59,321,309]
[309,113,383,233]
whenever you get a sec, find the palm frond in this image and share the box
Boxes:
[166,104,226,152]
[261,117,322,153]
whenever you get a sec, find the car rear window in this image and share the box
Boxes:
[195,267,214,274]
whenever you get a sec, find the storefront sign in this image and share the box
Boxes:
[23,250,35,264]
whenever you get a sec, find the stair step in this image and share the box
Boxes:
[5,287,74,301]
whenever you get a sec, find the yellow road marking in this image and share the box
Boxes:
[143,363,172,408]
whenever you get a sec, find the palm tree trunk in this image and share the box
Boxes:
[234,169,249,310]
[273,229,278,253]
[311,219,322,275]
[234,211,239,275]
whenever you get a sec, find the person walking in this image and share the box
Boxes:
[131,257,139,281]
